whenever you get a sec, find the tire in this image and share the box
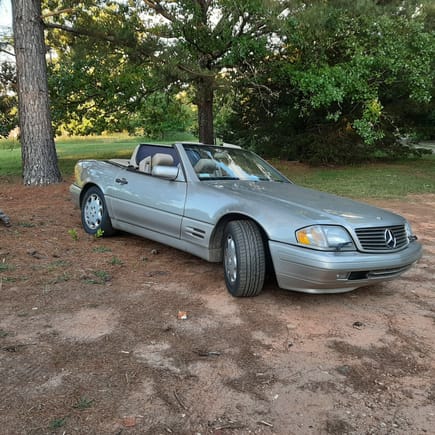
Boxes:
[81,186,115,236]
[223,220,266,297]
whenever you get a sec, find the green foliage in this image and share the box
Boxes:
[42,0,286,141]
[94,228,104,239]
[0,262,14,272]
[68,228,78,241]
[49,417,67,429]
[2,134,433,199]
[93,246,112,253]
[84,270,111,285]
[44,0,168,135]
[0,62,18,138]
[223,0,435,163]
[124,92,196,139]
[47,52,154,135]
[3,1,434,163]
[73,397,94,410]
[109,256,123,266]
[51,272,71,284]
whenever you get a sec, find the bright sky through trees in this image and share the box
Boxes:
[0,0,12,29]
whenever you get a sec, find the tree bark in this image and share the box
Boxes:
[196,77,215,144]
[12,0,61,185]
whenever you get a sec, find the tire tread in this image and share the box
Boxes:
[224,220,266,297]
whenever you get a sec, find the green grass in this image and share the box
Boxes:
[0,143,21,178]
[49,417,67,429]
[0,263,15,272]
[0,132,195,179]
[109,256,124,266]
[1,134,434,199]
[93,246,112,253]
[83,270,112,285]
[72,397,94,410]
[273,157,435,199]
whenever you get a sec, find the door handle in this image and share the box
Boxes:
[115,177,128,185]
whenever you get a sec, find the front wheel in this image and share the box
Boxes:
[81,186,115,236]
[223,220,266,297]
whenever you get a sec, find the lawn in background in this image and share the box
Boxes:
[0,132,194,179]
[271,157,435,199]
[1,134,434,199]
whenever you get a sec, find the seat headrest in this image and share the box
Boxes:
[152,153,174,167]
[194,158,217,173]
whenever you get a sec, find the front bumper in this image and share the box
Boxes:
[268,240,422,294]
[69,183,82,208]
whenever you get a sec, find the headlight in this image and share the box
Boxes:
[296,225,355,251]
[404,221,418,242]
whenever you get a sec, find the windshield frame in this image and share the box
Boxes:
[182,144,290,183]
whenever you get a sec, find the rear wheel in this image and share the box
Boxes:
[223,220,266,297]
[81,186,115,236]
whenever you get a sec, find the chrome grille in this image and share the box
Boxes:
[355,225,408,251]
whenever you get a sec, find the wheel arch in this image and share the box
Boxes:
[79,183,116,236]
[79,183,101,208]
[209,213,271,260]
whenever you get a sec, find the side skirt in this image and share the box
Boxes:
[111,219,221,262]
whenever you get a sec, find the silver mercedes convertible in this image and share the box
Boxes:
[70,142,422,297]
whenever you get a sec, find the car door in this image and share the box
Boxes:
[108,168,187,239]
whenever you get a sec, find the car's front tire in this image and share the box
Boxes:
[81,186,115,236]
[223,220,266,297]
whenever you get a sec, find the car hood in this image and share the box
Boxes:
[207,180,403,227]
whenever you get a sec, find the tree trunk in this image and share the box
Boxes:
[196,77,215,144]
[12,0,61,185]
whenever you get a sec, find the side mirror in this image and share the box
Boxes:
[152,165,179,181]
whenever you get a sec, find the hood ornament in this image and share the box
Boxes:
[384,229,397,249]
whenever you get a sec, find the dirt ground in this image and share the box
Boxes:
[0,181,434,435]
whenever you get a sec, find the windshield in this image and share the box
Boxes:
[183,144,289,182]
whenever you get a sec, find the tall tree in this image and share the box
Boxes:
[12,0,61,185]
[43,0,283,144]
[223,0,435,163]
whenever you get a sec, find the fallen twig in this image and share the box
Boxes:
[173,390,188,410]
[258,420,274,428]
[214,422,245,431]
[196,350,221,357]
[2,343,37,352]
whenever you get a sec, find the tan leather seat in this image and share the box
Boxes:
[151,153,174,167]
[138,153,174,174]
[138,155,152,173]
[194,158,217,174]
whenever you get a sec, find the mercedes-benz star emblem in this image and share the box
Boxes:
[384,229,397,249]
